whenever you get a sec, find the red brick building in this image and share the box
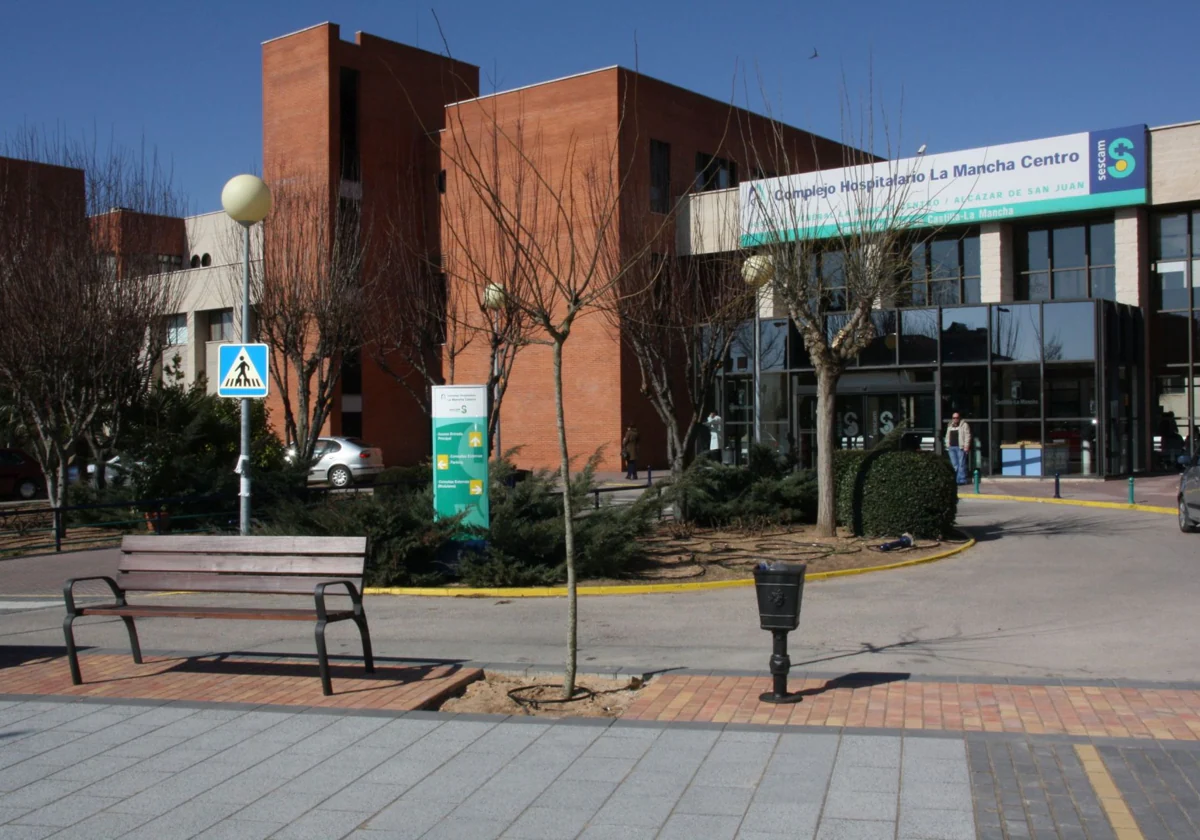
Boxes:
[260,23,854,471]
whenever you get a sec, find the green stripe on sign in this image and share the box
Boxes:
[740,188,1147,247]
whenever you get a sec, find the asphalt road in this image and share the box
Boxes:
[1,498,1197,682]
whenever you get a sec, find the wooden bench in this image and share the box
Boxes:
[62,535,373,696]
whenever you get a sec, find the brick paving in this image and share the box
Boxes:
[1,650,482,712]
[623,674,1200,741]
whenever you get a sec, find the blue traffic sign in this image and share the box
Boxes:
[217,344,270,398]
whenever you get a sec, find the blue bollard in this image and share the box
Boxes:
[1054,472,1061,499]
[1128,476,1135,505]
[973,469,980,494]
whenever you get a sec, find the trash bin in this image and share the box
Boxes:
[752,561,807,703]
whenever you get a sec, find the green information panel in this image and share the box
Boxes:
[431,385,489,529]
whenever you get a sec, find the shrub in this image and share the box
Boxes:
[835,449,957,538]
[663,445,816,527]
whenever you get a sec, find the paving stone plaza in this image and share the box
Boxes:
[1,498,1198,838]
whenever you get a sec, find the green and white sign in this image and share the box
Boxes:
[741,124,1148,244]
[431,385,489,529]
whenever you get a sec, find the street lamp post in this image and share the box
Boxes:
[483,283,505,457]
[221,175,272,536]
[742,255,775,447]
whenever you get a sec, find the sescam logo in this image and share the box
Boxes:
[1096,136,1136,182]
[1106,137,1136,179]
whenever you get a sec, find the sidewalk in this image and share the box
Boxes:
[960,473,1179,509]
[2,649,1199,838]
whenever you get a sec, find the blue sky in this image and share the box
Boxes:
[1,0,1194,214]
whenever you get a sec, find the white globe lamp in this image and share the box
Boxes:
[221,174,272,225]
[741,254,775,288]
[483,282,506,310]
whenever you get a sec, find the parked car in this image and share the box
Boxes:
[1179,453,1200,532]
[290,437,385,488]
[0,449,43,500]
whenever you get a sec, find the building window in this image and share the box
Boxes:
[437,170,447,194]
[165,314,187,346]
[650,139,671,213]
[1015,220,1115,301]
[339,67,361,183]
[157,254,184,272]
[190,255,201,269]
[695,153,737,192]
[1151,209,1200,312]
[200,253,212,267]
[908,232,981,306]
[207,309,234,342]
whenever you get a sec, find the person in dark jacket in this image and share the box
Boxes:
[622,425,640,480]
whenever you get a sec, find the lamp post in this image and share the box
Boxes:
[483,283,505,457]
[221,174,272,536]
[742,255,775,446]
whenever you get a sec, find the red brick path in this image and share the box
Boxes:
[2,651,481,711]
[623,675,1200,741]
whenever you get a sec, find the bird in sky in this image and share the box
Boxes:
[809,48,819,59]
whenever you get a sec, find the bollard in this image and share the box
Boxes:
[1128,476,1135,505]
[973,469,980,494]
[646,467,652,487]
[1054,472,1061,499]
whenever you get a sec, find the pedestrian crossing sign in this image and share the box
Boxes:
[217,344,270,398]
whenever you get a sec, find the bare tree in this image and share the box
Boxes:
[607,203,752,477]
[441,76,659,698]
[0,133,184,508]
[250,173,372,463]
[741,93,933,536]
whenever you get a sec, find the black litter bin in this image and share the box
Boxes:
[752,562,807,703]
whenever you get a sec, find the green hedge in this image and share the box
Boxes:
[834,448,957,538]
[660,445,817,527]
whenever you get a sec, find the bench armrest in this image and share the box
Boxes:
[313,579,364,622]
[63,576,125,614]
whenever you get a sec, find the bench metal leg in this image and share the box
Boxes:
[62,614,82,685]
[314,620,332,696]
[355,616,374,674]
[121,617,143,665]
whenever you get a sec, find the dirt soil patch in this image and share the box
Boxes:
[437,672,642,718]
[582,523,969,587]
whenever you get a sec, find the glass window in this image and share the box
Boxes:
[1090,266,1115,301]
[760,318,787,371]
[787,320,812,369]
[1052,226,1086,268]
[911,242,927,281]
[908,233,978,306]
[1154,213,1189,260]
[991,304,1040,362]
[1020,229,1050,272]
[761,373,788,424]
[1090,221,1115,267]
[727,321,755,373]
[1018,272,1050,301]
[1052,270,1087,299]
[993,365,1041,420]
[859,311,897,366]
[1158,312,1190,365]
[165,314,187,346]
[962,236,981,279]
[649,139,671,214]
[1044,363,1096,418]
[1042,302,1095,361]
[930,240,959,279]
[207,309,234,342]
[1154,261,1189,311]
[941,307,988,363]
[941,366,988,420]
[1045,420,1099,476]
[899,308,938,364]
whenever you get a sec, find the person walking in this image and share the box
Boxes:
[945,412,972,485]
[622,425,640,481]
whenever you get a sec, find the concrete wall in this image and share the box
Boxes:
[1150,121,1200,206]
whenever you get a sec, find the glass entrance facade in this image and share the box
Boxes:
[711,300,1145,477]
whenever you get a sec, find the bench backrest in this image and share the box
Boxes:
[118,535,368,595]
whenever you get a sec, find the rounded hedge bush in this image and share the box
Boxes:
[834,449,957,538]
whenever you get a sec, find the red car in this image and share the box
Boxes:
[0,449,43,500]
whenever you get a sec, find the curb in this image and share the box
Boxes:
[362,535,976,598]
[960,493,1174,515]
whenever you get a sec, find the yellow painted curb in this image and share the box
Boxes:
[362,536,976,598]
[960,493,1174,515]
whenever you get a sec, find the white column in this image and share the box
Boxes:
[1115,207,1148,307]
[979,222,1012,303]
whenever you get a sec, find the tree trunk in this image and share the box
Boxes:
[815,364,839,537]
[552,337,578,699]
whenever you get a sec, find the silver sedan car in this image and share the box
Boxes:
[305,437,385,488]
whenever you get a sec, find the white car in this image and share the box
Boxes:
[296,437,385,488]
